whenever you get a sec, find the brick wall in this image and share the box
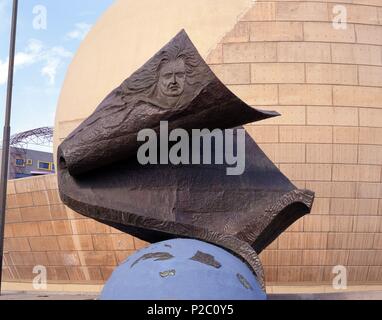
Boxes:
[3,175,148,284]
[206,0,382,284]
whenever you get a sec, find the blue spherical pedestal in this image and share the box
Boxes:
[100,238,266,300]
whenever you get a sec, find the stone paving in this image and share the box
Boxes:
[0,291,381,300]
[0,291,97,300]
[268,291,382,300]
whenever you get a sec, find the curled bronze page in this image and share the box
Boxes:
[58,30,279,177]
[57,30,315,290]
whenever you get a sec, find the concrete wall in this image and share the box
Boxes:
[3,0,382,288]
[0,148,55,179]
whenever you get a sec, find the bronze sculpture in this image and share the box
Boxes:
[57,30,314,291]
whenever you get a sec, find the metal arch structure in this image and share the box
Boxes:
[10,127,54,150]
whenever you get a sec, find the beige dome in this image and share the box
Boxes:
[54,0,253,152]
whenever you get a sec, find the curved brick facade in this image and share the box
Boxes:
[205,0,382,285]
[3,0,382,289]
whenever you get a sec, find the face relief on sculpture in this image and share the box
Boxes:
[137,121,246,176]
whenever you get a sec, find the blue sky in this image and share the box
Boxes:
[0,0,114,141]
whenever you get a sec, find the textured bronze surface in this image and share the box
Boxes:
[57,30,315,292]
[131,252,174,269]
[160,270,176,278]
[57,30,278,177]
[190,251,222,269]
[237,273,253,291]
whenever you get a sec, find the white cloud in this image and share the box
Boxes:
[0,39,73,86]
[40,46,73,85]
[66,22,92,41]
[41,57,61,85]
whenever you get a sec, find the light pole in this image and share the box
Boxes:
[0,0,18,295]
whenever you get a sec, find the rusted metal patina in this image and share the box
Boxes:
[131,252,174,269]
[190,251,222,269]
